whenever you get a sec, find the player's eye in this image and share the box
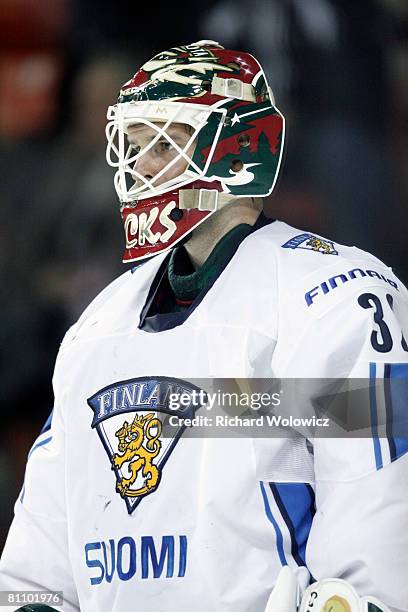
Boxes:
[157,140,173,153]
[129,144,141,154]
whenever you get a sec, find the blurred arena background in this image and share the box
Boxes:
[0,0,407,551]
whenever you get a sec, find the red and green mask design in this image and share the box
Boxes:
[190,98,284,196]
[119,44,257,105]
[108,42,285,262]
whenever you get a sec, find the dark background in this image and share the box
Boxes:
[0,0,407,550]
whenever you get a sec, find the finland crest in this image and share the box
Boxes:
[88,377,204,514]
[282,233,338,255]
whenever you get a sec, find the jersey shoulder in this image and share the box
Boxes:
[249,220,385,272]
[246,220,404,289]
[58,270,132,350]
[58,255,167,350]
[250,221,406,317]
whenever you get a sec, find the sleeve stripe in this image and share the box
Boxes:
[40,410,53,434]
[259,481,287,566]
[370,362,408,469]
[20,435,53,503]
[270,483,315,568]
[384,365,397,462]
[27,435,53,460]
[384,363,408,462]
[369,362,383,470]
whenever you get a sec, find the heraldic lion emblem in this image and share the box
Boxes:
[112,412,162,498]
[305,237,332,254]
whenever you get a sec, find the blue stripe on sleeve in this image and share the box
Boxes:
[384,365,397,461]
[387,363,408,462]
[259,481,287,566]
[369,362,383,469]
[27,435,53,460]
[270,483,315,567]
[40,410,53,434]
[20,435,53,503]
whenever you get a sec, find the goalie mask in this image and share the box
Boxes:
[106,40,285,262]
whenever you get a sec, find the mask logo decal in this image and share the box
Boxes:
[220,163,260,187]
[120,44,240,102]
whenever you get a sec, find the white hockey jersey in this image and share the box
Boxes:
[1,221,408,612]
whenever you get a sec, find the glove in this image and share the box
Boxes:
[265,566,392,612]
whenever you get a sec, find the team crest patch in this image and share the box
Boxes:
[88,377,204,514]
[282,233,338,255]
